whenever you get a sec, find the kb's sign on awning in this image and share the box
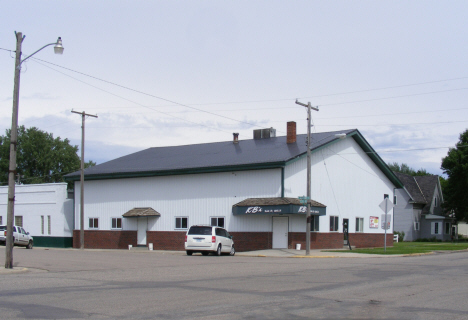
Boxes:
[233,204,326,216]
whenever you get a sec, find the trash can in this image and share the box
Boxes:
[296,244,301,250]
[148,243,153,251]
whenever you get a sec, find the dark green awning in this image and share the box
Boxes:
[232,197,326,216]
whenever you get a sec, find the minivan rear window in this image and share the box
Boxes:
[188,226,212,235]
[0,226,6,231]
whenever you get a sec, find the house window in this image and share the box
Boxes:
[41,216,44,234]
[434,197,438,207]
[310,216,320,232]
[0,216,2,225]
[211,217,225,228]
[356,217,364,232]
[112,218,122,229]
[330,216,339,232]
[445,222,450,235]
[48,215,51,235]
[89,218,99,229]
[431,222,440,235]
[175,217,188,229]
[15,216,23,227]
[393,195,397,205]
[414,222,420,231]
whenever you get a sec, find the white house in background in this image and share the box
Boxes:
[65,122,403,251]
[393,172,454,241]
[0,183,73,247]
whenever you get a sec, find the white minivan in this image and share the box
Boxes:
[185,225,235,256]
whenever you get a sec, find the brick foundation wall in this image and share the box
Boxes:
[72,230,393,251]
[229,232,272,252]
[146,231,186,250]
[73,230,137,249]
[290,232,344,249]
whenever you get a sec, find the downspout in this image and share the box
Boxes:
[281,167,284,198]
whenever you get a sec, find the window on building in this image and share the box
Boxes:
[431,222,440,235]
[356,217,364,232]
[434,197,438,207]
[445,222,450,235]
[0,216,2,225]
[15,216,23,227]
[41,216,44,234]
[211,217,225,228]
[414,222,420,231]
[89,218,99,229]
[112,218,122,229]
[330,216,339,232]
[175,217,188,229]
[310,216,320,232]
[48,215,51,235]
[393,195,397,205]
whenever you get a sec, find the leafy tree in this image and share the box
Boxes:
[0,126,94,186]
[441,129,468,221]
[387,162,431,176]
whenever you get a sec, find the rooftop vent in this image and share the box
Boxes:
[253,128,276,140]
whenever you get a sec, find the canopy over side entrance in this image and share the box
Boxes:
[232,197,326,216]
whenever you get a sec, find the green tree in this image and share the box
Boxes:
[0,126,93,185]
[387,162,430,176]
[441,129,468,221]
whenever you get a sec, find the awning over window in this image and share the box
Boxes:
[122,207,161,217]
[232,197,326,216]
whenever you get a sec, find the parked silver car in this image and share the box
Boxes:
[185,225,235,256]
[0,225,34,249]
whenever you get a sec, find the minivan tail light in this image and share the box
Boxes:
[185,235,187,242]
[212,236,216,243]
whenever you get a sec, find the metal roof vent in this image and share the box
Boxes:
[253,127,276,140]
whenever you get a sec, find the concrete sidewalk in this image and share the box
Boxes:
[235,248,400,258]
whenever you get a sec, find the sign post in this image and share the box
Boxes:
[379,195,394,252]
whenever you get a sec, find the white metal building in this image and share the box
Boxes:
[0,183,73,247]
[65,123,402,251]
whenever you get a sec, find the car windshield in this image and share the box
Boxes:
[188,226,212,235]
[0,226,5,231]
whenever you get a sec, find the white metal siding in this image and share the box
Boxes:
[74,169,282,232]
[0,183,73,237]
[284,137,395,234]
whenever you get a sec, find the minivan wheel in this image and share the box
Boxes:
[229,246,235,256]
[186,251,193,255]
[26,241,33,250]
[216,244,222,256]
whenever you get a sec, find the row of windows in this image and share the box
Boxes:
[86,217,226,230]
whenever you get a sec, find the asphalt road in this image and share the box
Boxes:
[0,248,467,319]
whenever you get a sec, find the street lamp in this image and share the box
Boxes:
[5,32,64,269]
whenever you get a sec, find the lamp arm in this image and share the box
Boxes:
[20,42,56,66]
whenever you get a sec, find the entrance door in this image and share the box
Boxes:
[137,217,148,246]
[272,217,288,249]
[343,219,349,245]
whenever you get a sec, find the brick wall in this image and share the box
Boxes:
[73,230,137,249]
[290,232,343,249]
[147,231,186,250]
[73,230,393,250]
[230,232,272,252]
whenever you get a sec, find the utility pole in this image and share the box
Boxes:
[72,110,97,250]
[5,32,24,269]
[295,99,319,256]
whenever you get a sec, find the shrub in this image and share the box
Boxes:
[393,231,405,242]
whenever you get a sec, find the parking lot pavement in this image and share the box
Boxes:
[236,248,400,258]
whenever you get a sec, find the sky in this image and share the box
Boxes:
[1,1,467,177]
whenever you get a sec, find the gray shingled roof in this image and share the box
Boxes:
[64,129,403,188]
[393,172,440,215]
[66,130,355,179]
[233,197,326,208]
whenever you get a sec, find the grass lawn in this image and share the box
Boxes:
[329,242,468,255]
